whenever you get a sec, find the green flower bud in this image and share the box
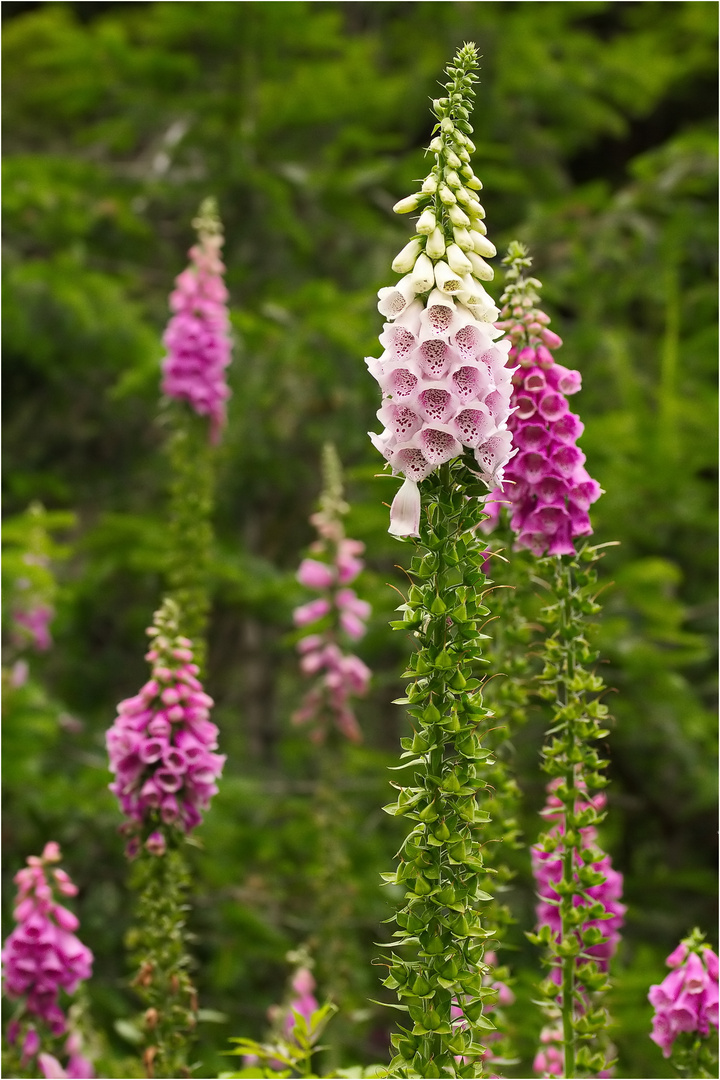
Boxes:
[438,184,457,206]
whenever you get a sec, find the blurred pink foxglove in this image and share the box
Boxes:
[2,844,93,1064]
[292,446,371,742]
[161,198,232,443]
[106,598,224,848]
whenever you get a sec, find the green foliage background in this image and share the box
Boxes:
[2,3,717,1077]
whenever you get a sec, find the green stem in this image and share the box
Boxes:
[165,407,215,675]
[560,562,577,1080]
[128,844,197,1079]
[383,461,498,1078]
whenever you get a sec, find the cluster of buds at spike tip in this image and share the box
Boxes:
[481,242,602,555]
[106,598,224,850]
[648,929,719,1065]
[292,445,371,742]
[367,43,516,535]
[2,843,93,1068]
[161,197,232,443]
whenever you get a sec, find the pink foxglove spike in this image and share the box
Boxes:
[161,198,232,443]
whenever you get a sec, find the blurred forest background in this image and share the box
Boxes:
[2,2,717,1077]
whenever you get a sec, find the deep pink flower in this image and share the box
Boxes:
[481,251,601,555]
[649,937,719,1057]
[106,603,224,842]
[161,200,232,443]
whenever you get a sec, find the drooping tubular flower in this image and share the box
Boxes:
[648,929,719,1059]
[2,843,93,1059]
[292,445,371,743]
[161,197,232,443]
[106,598,224,848]
[481,242,602,555]
[366,44,516,534]
[531,780,626,982]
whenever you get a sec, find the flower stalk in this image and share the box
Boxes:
[381,461,501,1078]
[161,198,233,670]
[529,549,618,1079]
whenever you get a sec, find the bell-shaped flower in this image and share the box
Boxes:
[389,478,422,538]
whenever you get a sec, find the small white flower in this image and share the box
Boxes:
[388,478,422,538]
[459,274,495,309]
[377,275,417,319]
[434,260,464,295]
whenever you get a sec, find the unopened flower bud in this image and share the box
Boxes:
[393,193,425,215]
[440,117,454,133]
[416,207,436,235]
[421,174,439,194]
[471,233,496,258]
[446,243,473,276]
[392,237,423,274]
[438,184,457,205]
[466,250,494,281]
[452,226,474,250]
[447,203,470,228]
[425,227,446,260]
[446,149,462,169]
[429,136,444,154]
[444,169,462,189]
[410,252,435,293]
[456,189,485,216]
[470,220,487,237]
